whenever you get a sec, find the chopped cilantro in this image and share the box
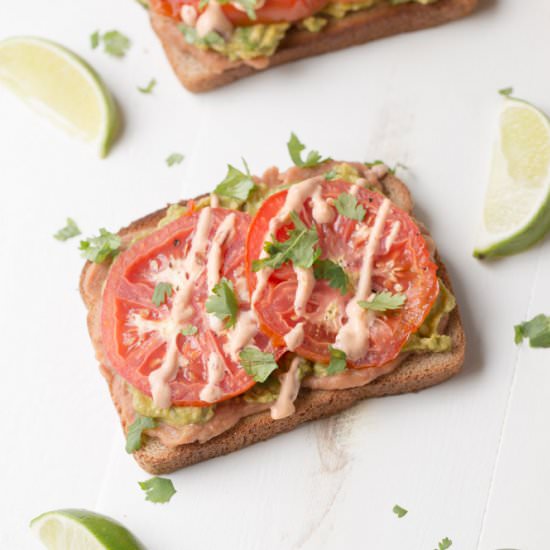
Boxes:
[435,537,452,550]
[313,259,349,295]
[205,278,238,328]
[92,30,131,58]
[334,193,366,221]
[392,504,408,518]
[54,218,81,241]
[166,152,184,167]
[326,346,347,375]
[253,211,320,271]
[181,324,198,336]
[80,228,121,263]
[138,78,157,94]
[138,477,176,503]
[125,415,156,453]
[324,169,337,181]
[514,314,550,347]
[239,347,278,382]
[499,87,514,97]
[287,132,329,168]
[214,160,256,202]
[152,282,173,306]
[358,291,406,312]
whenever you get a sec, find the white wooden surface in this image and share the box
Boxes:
[1,1,549,548]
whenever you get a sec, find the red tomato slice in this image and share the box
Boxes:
[246,180,439,368]
[102,208,277,407]
[150,0,328,25]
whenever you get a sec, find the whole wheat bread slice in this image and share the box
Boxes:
[150,0,477,92]
[80,173,465,474]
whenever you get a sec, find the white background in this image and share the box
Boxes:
[1,0,549,548]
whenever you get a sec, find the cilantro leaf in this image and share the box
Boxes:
[324,169,337,181]
[253,212,320,271]
[101,30,131,58]
[126,415,156,453]
[138,477,176,504]
[287,132,329,168]
[334,193,366,221]
[80,228,121,263]
[54,218,81,241]
[499,87,514,97]
[214,161,256,202]
[152,282,173,306]
[435,537,452,550]
[138,78,157,94]
[239,347,278,382]
[327,346,347,375]
[514,314,550,347]
[166,152,184,167]
[205,278,238,328]
[90,30,100,49]
[364,159,385,168]
[359,291,406,312]
[313,259,349,295]
[392,504,408,518]
[181,324,198,336]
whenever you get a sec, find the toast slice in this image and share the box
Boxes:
[80,170,465,474]
[151,0,478,92]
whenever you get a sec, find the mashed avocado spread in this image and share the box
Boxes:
[179,0,439,61]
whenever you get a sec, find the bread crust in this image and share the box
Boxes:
[150,0,478,92]
[80,173,465,474]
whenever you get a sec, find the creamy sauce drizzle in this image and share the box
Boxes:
[270,357,301,420]
[180,4,198,26]
[385,221,401,252]
[224,309,259,361]
[199,352,225,403]
[251,176,323,306]
[149,207,212,408]
[294,267,315,317]
[334,198,391,360]
[350,184,360,196]
[284,322,305,352]
[196,1,233,38]
[311,186,334,224]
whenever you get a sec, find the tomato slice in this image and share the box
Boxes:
[102,208,276,407]
[246,180,439,368]
[150,0,329,25]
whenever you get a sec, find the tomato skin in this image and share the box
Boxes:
[102,208,277,407]
[150,0,329,25]
[246,180,439,368]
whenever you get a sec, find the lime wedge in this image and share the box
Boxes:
[474,93,550,258]
[30,509,145,550]
[0,37,118,157]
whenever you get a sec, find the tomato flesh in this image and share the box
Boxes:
[102,208,276,407]
[246,180,439,368]
[150,0,329,25]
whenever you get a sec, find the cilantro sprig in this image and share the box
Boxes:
[166,152,184,167]
[152,282,173,307]
[54,218,81,241]
[287,132,329,168]
[138,477,176,504]
[181,324,198,336]
[205,278,238,328]
[80,228,121,263]
[239,347,278,382]
[334,193,366,221]
[138,78,157,94]
[359,291,406,312]
[313,259,349,295]
[326,346,347,375]
[253,212,320,272]
[214,159,256,203]
[91,30,131,58]
[126,415,156,453]
[435,537,452,550]
[514,314,550,348]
